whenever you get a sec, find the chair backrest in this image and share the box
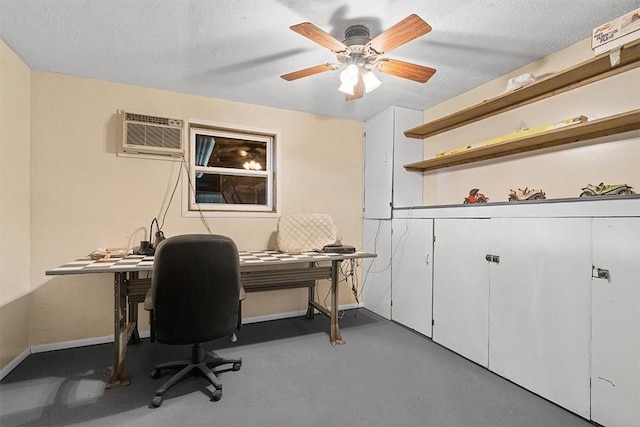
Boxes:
[151,234,240,345]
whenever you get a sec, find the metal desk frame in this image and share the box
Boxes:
[46,251,375,388]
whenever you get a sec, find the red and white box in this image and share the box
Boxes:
[592,8,640,55]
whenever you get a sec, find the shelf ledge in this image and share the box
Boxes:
[405,40,640,140]
[404,109,640,172]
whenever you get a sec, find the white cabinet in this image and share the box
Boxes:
[431,217,591,416]
[591,218,640,427]
[361,105,423,319]
[363,106,422,219]
[362,219,392,319]
[432,218,490,367]
[489,218,592,418]
[391,218,433,337]
[401,209,639,424]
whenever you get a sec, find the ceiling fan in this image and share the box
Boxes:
[281,14,436,101]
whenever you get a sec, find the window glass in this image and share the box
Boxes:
[188,126,275,213]
[195,134,268,170]
[195,173,268,205]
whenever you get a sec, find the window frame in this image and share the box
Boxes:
[182,120,279,217]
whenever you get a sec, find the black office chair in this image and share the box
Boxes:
[148,234,243,407]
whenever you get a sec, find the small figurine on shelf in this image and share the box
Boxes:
[508,187,546,202]
[579,182,635,197]
[464,188,489,204]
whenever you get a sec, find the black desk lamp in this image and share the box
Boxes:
[150,218,166,249]
[154,229,165,247]
[138,218,165,255]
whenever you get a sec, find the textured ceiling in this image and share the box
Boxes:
[1,1,637,122]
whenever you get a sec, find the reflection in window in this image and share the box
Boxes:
[188,126,275,213]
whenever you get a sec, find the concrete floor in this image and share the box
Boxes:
[0,309,592,427]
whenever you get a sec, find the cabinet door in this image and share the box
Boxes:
[362,219,392,319]
[591,218,640,427]
[391,107,422,209]
[363,108,393,219]
[432,219,490,367]
[391,218,433,337]
[489,218,591,418]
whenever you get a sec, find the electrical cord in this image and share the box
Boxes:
[150,217,159,239]
[180,157,213,234]
[357,208,416,304]
[158,159,183,231]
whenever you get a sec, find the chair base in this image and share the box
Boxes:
[150,343,241,407]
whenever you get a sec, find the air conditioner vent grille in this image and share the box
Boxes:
[122,111,184,158]
[125,123,182,150]
[125,112,183,127]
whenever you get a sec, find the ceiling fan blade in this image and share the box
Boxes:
[290,22,348,53]
[345,74,365,101]
[280,63,337,81]
[369,14,432,54]
[376,59,436,83]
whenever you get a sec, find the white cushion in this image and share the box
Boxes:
[277,213,337,253]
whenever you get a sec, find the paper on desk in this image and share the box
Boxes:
[89,248,132,260]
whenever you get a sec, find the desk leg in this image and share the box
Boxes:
[305,262,316,319]
[127,301,141,344]
[330,260,344,346]
[127,272,141,344]
[305,285,315,319]
[107,272,130,388]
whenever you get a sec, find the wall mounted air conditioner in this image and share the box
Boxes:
[122,112,184,158]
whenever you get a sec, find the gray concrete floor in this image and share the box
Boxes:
[0,309,592,427]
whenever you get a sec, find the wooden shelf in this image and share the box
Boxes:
[405,41,640,140]
[404,109,640,172]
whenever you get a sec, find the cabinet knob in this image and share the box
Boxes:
[594,267,610,280]
[485,254,500,263]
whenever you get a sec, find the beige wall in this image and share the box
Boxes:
[28,72,363,345]
[420,38,640,205]
[0,40,31,367]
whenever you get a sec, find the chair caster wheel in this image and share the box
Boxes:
[150,368,161,379]
[211,390,222,402]
[232,362,242,371]
[152,395,163,408]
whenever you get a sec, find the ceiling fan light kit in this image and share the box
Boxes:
[282,14,436,101]
[362,70,381,93]
[338,64,359,94]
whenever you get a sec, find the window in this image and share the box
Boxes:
[186,124,276,214]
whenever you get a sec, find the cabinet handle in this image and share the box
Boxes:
[425,253,430,265]
[485,254,500,263]
[593,267,610,280]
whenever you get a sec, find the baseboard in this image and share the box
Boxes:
[0,347,31,381]
[243,302,361,324]
[30,330,152,354]
[0,303,361,380]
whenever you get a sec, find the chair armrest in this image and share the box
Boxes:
[143,289,153,311]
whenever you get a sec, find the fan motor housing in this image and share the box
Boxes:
[343,24,370,46]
